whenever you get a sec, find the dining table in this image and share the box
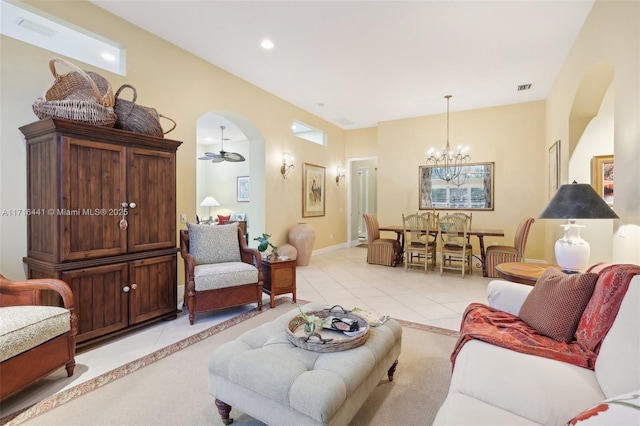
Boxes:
[378,225,505,277]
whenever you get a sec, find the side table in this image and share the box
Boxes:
[495,262,561,286]
[261,258,296,308]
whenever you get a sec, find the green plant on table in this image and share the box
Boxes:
[253,233,279,260]
[295,304,320,334]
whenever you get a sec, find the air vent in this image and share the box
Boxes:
[517,83,533,91]
[334,118,354,126]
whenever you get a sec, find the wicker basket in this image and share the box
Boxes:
[286,305,370,352]
[44,58,115,107]
[113,84,176,138]
[33,98,117,127]
[33,58,117,127]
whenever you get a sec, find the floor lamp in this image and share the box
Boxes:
[539,181,618,272]
[200,196,220,223]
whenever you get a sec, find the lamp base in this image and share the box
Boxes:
[555,221,590,272]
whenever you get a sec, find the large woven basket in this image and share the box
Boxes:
[286,305,370,352]
[33,58,117,127]
[113,84,176,138]
[44,58,115,107]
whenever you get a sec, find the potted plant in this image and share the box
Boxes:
[253,233,279,260]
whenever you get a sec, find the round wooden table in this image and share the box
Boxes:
[495,262,561,286]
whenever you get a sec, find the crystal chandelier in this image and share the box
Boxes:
[426,95,471,185]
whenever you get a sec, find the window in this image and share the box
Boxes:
[0,0,125,75]
[292,121,326,145]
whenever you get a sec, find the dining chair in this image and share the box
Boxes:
[447,212,472,243]
[363,214,402,267]
[485,217,535,278]
[438,214,473,277]
[419,211,439,269]
[402,213,435,273]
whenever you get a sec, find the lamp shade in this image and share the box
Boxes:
[200,196,220,207]
[539,182,618,219]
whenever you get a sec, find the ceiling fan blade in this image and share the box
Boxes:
[198,156,212,160]
[223,152,246,162]
[210,157,225,163]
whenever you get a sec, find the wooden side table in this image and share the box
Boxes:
[495,262,561,286]
[261,258,297,308]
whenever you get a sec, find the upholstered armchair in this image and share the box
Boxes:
[180,222,263,325]
[363,214,402,267]
[485,217,535,278]
[0,274,77,401]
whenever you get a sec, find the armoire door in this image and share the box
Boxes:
[61,137,127,261]
[61,263,129,342]
[126,147,176,253]
[128,254,177,324]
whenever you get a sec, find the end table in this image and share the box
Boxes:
[261,258,297,308]
[495,262,561,286]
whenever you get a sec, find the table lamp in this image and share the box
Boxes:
[200,196,220,223]
[538,181,618,273]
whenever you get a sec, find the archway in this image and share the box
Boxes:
[196,111,266,248]
[566,62,615,263]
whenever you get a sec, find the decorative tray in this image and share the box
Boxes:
[286,305,370,353]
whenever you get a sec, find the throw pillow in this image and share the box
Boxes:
[186,222,240,265]
[519,267,598,342]
[217,214,231,223]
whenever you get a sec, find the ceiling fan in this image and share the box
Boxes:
[198,125,245,163]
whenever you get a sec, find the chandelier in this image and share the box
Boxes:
[426,95,471,185]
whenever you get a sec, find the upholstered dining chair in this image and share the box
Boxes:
[180,222,263,324]
[363,214,402,267]
[438,214,473,277]
[485,217,536,278]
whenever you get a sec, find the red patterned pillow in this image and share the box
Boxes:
[519,268,598,342]
[217,214,231,223]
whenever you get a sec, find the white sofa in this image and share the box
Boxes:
[434,274,640,425]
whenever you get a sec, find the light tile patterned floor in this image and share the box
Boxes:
[1,246,493,419]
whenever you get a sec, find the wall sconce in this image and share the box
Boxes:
[280,152,294,179]
[336,166,345,186]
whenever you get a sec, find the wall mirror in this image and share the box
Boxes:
[419,162,494,210]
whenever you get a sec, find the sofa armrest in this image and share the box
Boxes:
[487,280,533,316]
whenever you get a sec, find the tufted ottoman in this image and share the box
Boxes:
[208,303,402,425]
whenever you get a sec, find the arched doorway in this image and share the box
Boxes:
[196,111,266,248]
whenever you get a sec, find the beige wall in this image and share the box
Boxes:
[545,0,640,265]
[1,0,637,281]
[0,1,348,280]
[374,102,548,260]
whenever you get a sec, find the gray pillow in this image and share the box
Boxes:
[186,222,241,264]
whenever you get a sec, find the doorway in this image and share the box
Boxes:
[347,157,378,247]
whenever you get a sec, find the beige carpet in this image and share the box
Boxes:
[6,302,459,426]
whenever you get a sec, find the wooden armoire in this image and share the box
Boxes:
[20,118,182,345]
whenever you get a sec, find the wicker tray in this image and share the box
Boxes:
[286,305,370,352]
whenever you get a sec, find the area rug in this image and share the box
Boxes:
[3,301,459,426]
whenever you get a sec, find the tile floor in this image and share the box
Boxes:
[1,245,493,420]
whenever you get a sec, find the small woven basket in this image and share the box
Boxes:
[113,84,176,138]
[286,305,370,352]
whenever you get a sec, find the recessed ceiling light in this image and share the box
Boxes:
[260,39,274,50]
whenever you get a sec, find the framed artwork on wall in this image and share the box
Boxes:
[302,163,325,217]
[237,176,250,202]
[591,155,614,205]
[548,140,560,199]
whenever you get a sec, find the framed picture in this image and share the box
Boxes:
[591,155,614,205]
[548,140,560,199]
[418,162,494,210]
[302,163,325,217]
[237,176,250,202]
